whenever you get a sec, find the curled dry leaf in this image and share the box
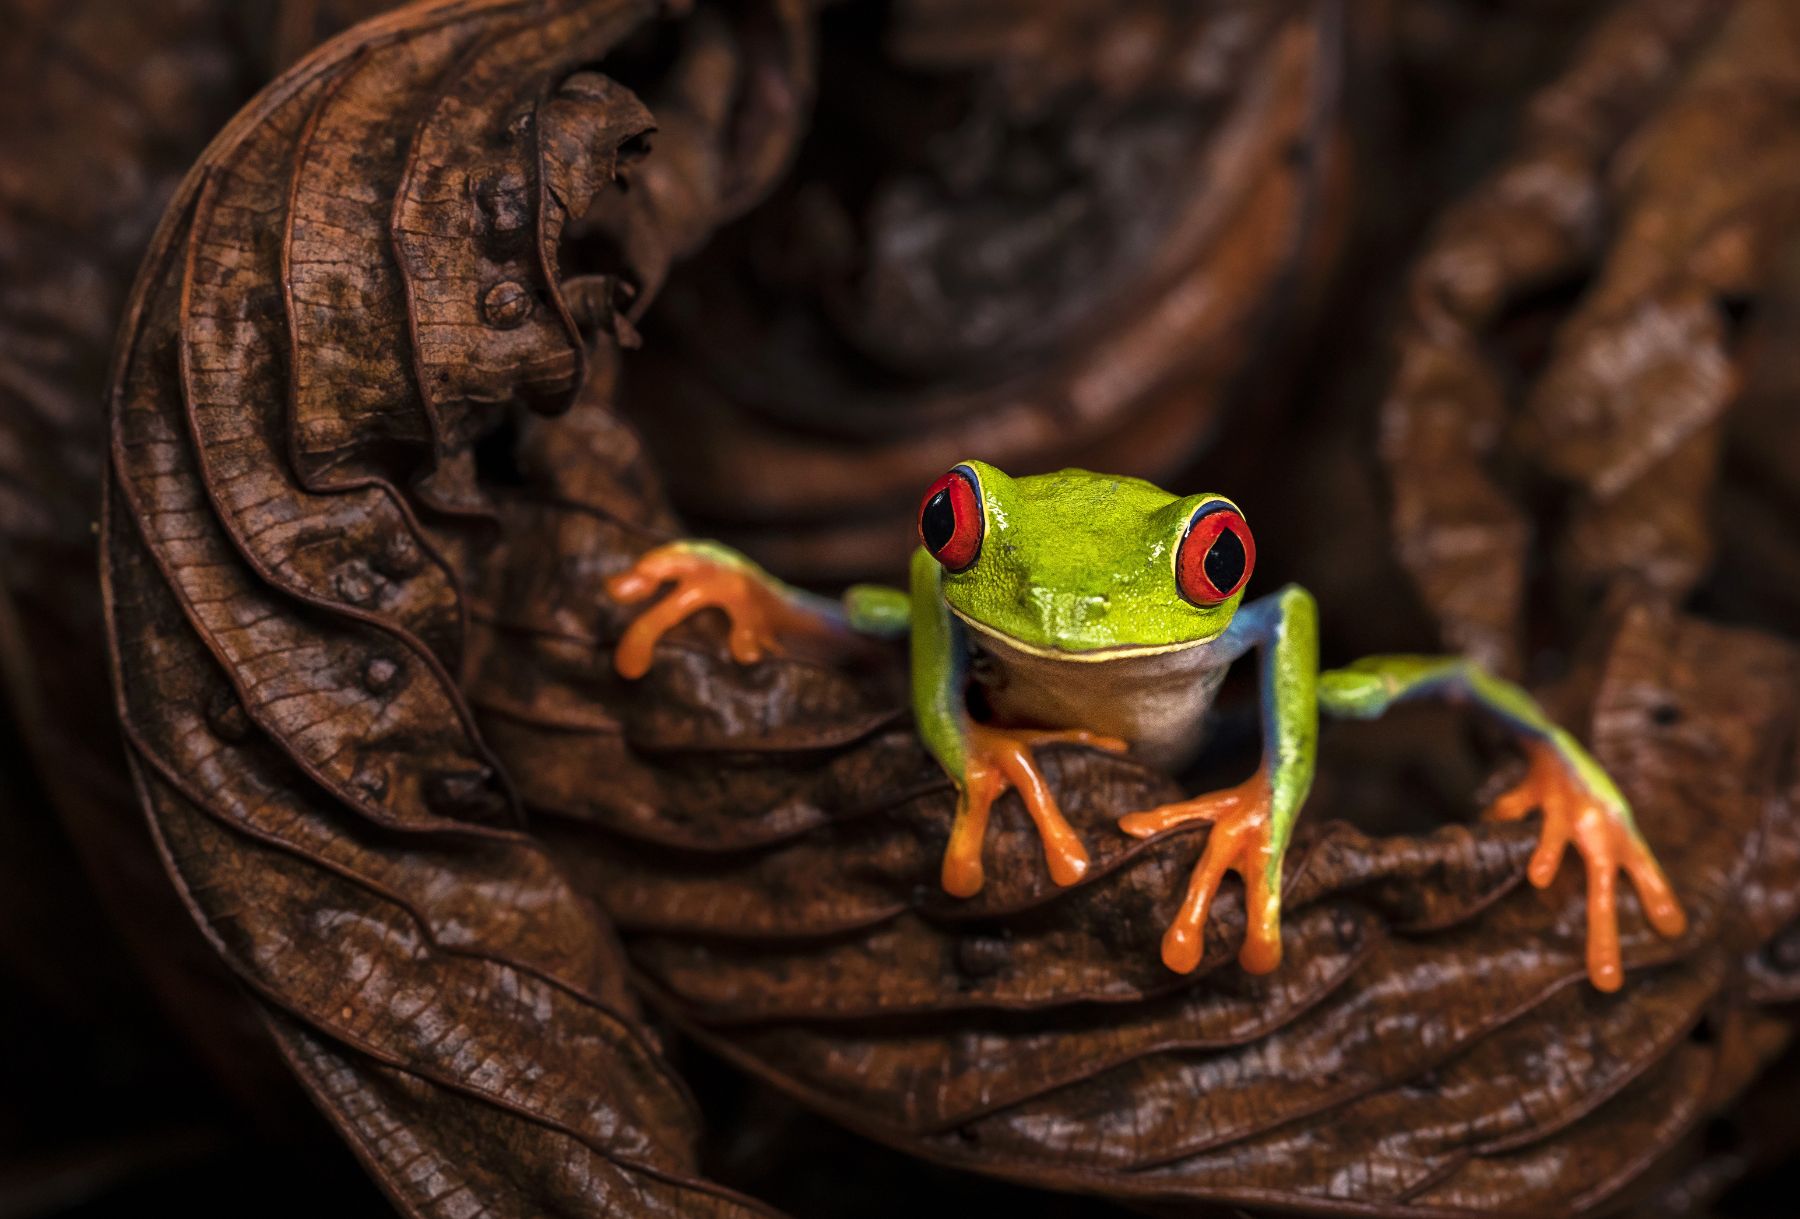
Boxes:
[102,0,811,1214]
[504,487,1800,1216]
[618,0,1346,582]
[1380,0,1800,675]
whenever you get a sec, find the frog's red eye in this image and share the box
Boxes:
[919,465,984,571]
[1176,502,1255,606]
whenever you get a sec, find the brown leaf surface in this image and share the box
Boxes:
[509,500,1800,1215]
[1380,0,1800,675]
[100,1,811,1214]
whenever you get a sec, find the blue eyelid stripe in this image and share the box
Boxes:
[1184,496,1243,534]
[952,463,984,526]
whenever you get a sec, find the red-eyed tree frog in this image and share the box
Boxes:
[607,461,1687,991]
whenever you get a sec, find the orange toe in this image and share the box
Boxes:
[1485,738,1687,992]
[1125,771,1283,975]
[606,544,838,678]
[940,723,1116,897]
[940,765,998,897]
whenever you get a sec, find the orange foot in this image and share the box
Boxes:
[941,722,1129,898]
[1119,770,1282,976]
[605,543,842,679]
[1486,738,1688,992]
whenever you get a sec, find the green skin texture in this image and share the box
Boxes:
[673,462,1646,905]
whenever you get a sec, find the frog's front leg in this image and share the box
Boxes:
[1118,585,1320,974]
[910,550,1128,897]
[606,540,908,678]
[1317,655,1687,991]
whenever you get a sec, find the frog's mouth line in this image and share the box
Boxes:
[951,609,1222,663]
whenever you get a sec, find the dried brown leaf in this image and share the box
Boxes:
[1380,0,1800,674]
[101,1,811,1214]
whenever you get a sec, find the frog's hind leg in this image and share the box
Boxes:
[1118,585,1321,975]
[1317,656,1687,990]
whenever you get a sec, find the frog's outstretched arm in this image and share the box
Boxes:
[910,550,1127,896]
[1118,585,1319,974]
[605,539,908,678]
[1316,655,1687,990]
[1122,590,1688,990]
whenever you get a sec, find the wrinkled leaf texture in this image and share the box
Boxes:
[102,0,809,1214]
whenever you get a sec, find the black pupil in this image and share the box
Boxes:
[921,488,958,554]
[1204,525,1246,592]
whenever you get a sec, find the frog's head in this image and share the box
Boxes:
[918,460,1255,657]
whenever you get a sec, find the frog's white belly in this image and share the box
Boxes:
[962,619,1229,773]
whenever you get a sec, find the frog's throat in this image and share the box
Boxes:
[950,607,1222,662]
